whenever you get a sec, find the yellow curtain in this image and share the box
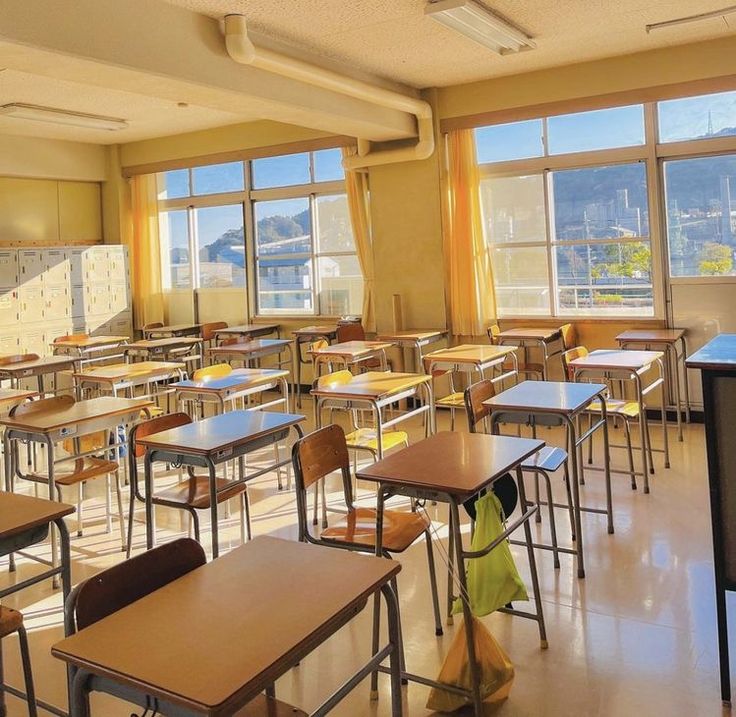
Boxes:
[129,173,164,329]
[342,147,376,332]
[443,129,496,337]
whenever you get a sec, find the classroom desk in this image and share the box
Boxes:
[492,327,562,379]
[125,337,202,364]
[483,380,612,578]
[213,323,280,342]
[310,340,394,376]
[52,536,403,717]
[52,335,129,367]
[292,325,338,408]
[616,328,689,440]
[207,338,293,373]
[172,368,290,414]
[376,330,447,373]
[0,388,36,415]
[311,371,435,457]
[356,431,546,717]
[137,410,305,558]
[143,323,202,338]
[422,343,519,387]
[72,361,185,399]
[0,355,77,396]
[570,349,668,493]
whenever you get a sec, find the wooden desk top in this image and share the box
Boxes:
[208,339,292,357]
[292,325,338,337]
[309,340,394,359]
[686,334,736,370]
[357,431,543,498]
[150,323,202,333]
[52,335,128,349]
[376,329,447,343]
[484,380,607,415]
[73,362,183,383]
[0,397,153,433]
[172,368,289,394]
[311,371,431,400]
[0,492,75,540]
[137,410,305,456]
[126,338,201,351]
[52,536,399,715]
[215,324,279,335]
[616,328,686,343]
[0,355,77,375]
[570,349,664,371]
[495,327,561,342]
[423,344,517,365]
[0,388,37,406]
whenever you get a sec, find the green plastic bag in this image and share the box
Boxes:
[453,491,527,617]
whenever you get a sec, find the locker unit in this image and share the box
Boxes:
[0,251,19,287]
[45,285,71,321]
[0,332,20,356]
[45,249,70,287]
[19,285,45,324]
[0,288,19,326]
[18,249,46,287]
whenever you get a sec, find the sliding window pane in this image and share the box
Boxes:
[659,91,736,143]
[547,105,645,154]
[551,163,649,240]
[555,242,653,315]
[257,257,313,313]
[159,210,191,289]
[492,246,549,316]
[315,195,355,253]
[314,149,344,182]
[664,155,736,277]
[475,120,543,163]
[317,255,363,315]
[480,174,545,244]
[192,162,244,195]
[252,152,310,188]
[255,198,312,255]
[195,204,245,288]
[159,170,189,199]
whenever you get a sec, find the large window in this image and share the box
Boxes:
[476,91,736,317]
[157,148,363,317]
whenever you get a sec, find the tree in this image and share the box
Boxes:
[698,242,733,275]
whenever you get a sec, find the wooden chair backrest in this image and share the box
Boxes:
[560,323,577,350]
[292,425,350,492]
[316,370,353,389]
[193,363,233,381]
[143,322,163,331]
[71,538,206,631]
[561,346,589,381]
[220,337,239,346]
[309,338,328,353]
[12,394,74,417]
[0,353,39,366]
[201,321,228,341]
[464,379,495,433]
[336,322,365,343]
[131,412,192,459]
[54,333,88,343]
[486,324,501,344]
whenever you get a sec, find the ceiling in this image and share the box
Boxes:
[163,0,736,87]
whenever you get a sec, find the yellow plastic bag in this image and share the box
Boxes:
[426,616,514,712]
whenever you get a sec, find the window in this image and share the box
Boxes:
[476,120,544,163]
[547,105,645,155]
[664,154,736,277]
[159,209,190,289]
[659,90,736,143]
[252,150,363,316]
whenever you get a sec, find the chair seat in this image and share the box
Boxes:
[155,475,246,510]
[435,392,465,408]
[142,406,165,419]
[322,506,428,553]
[587,398,640,418]
[27,456,118,487]
[233,694,307,717]
[345,427,408,453]
[523,446,568,473]
[0,606,23,638]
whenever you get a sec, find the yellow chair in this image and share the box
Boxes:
[193,363,233,381]
[487,324,544,380]
[422,356,465,430]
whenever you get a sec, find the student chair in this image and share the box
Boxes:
[336,322,392,371]
[487,324,544,380]
[0,606,37,717]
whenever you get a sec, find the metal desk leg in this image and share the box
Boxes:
[658,359,670,469]
[680,336,691,424]
[381,582,404,717]
[634,375,650,493]
[144,453,155,550]
[667,343,683,442]
[206,457,219,559]
[565,416,585,578]
[370,485,387,698]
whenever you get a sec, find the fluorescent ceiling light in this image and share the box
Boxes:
[0,103,127,131]
[646,4,736,32]
[425,0,535,55]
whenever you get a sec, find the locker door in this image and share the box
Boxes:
[83,247,109,282]
[70,286,85,319]
[110,314,133,338]
[107,246,126,279]
[22,326,46,357]
[19,250,46,286]
[19,285,45,323]
[0,288,19,325]
[0,332,20,356]
[110,283,130,314]
[44,248,69,287]
[86,284,111,316]
[69,248,85,286]
[45,285,70,321]
[0,251,19,287]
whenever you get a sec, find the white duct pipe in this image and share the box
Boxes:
[223,14,434,169]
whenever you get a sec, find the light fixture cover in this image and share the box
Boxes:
[425,0,535,55]
[0,103,128,131]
